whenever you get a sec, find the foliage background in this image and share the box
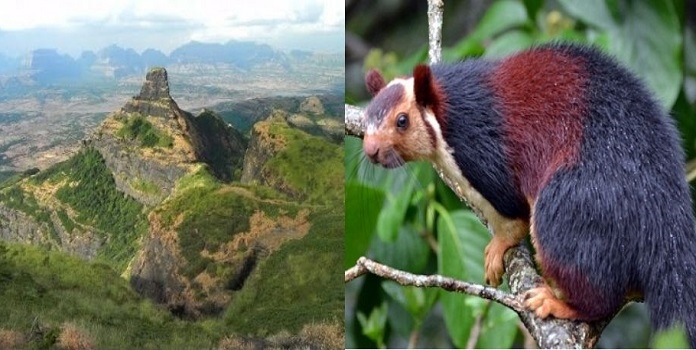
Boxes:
[345,0,696,348]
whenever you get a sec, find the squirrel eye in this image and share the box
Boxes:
[396,113,409,130]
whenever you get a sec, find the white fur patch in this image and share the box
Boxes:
[425,110,525,236]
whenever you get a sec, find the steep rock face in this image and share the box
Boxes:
[137,67,170,99]
[186,109,247,182]
[0,203,48,246]
[0,203,103,259]
[239,112,287,185]
[129,212,193,316]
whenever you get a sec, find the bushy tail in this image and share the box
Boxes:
[645,238,696,347]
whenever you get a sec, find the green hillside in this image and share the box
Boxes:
[223,207,344,335]
[30,147,148,270]
[0,241,217,349]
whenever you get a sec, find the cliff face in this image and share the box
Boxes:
[129,212,192,315]
[240,112,287,185]
[186,109,247,182]
[0,203,50,247]
[0,201,103,259]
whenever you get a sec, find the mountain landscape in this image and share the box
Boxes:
[0,62,343,349]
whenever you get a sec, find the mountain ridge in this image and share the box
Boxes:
[1,40,339,84]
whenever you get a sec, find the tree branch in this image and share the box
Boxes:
[427,0,444,64]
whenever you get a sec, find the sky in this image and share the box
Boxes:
[0,0,344,57]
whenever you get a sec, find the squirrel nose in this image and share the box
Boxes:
[363,137,380,163]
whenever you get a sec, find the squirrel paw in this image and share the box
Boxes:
[484,236,512,287]
[523,285,578,320]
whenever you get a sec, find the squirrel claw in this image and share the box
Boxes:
[523,285,578,320]
[484,237,509,287]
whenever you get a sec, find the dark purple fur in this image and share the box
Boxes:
[365,84,404,128]
[531,45,696,344]
[429,61,530,219]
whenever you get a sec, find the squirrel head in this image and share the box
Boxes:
[362,65,445,168]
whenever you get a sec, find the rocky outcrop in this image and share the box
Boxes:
[0,203,49,246]
[299,96,325,115]
[186,109,247,181]
[136,67,170,100]
[89,133,190,206]
[0,203,103,259]
[239,112,287,185]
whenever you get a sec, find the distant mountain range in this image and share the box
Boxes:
[0,40,331,83]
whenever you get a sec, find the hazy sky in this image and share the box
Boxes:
[0,0,344,57]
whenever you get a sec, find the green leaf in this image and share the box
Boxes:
[357,302,389,348]
[470,0,529,41]
[345,181,384,268]
[652,324,690,349]
[475,302,519,348]
[437,210,490,347]
[376,172,417,242]
[448,0,528,61]
[557,0,616,30]
[382,281,438,324]
[371,225,431,272]
[523,0,544,21]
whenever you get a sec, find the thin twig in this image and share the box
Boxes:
[345,256,524,312]
[407,328,420,349]
[466,300,493,349]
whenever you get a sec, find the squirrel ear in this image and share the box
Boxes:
[413,64,438,108]
[365,69,386,96]
[413,64,446,127]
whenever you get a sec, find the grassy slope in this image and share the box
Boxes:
[0,241,218,349]
[32,147,147,270]
[264,119,343,204]
[156,165,304,282]
[217,119,345,335]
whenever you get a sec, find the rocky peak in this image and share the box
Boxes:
[137,67,170,100]
[121,67,180,119]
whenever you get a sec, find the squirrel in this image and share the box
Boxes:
[362,43,696,345]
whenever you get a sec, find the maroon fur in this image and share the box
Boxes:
[413,65,447,133]
[489,49,587,200]
[535,250,617,320]
[365,69,386,96]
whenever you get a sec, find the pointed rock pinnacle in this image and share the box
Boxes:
[138,67,170,100]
